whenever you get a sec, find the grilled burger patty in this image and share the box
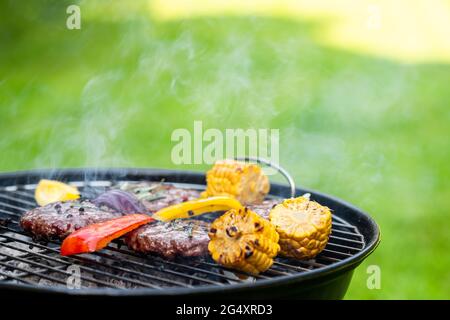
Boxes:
[247,199,280,220]
[122,183,201,212]
[120,182,208,258]
[124,219,210,259]
[20,200,120,240]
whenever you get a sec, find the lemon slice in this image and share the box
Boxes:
[35,179,80,206]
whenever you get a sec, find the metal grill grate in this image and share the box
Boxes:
[0,180,365,290]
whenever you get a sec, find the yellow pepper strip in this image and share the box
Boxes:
[152,196,243,222]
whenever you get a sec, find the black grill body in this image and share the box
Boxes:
[0,168,380,299]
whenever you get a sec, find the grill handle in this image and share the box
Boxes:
[234,157,296,198]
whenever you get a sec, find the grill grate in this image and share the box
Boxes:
[0,180,365,290]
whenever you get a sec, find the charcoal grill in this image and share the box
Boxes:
[0,168,380,299]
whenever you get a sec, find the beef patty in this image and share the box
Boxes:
[124,219,210,259]
[20,200,120,240]
[247,199,280,220]
[121,182,201,212]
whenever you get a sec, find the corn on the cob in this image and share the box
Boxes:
[269,196,331,260]
[202,160,270,205]
[208,207,280,275]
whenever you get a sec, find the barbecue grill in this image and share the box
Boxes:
[0,168,380,299]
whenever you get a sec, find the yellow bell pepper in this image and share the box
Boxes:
[152,196,243,222]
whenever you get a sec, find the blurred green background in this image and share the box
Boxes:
[1,0,449,299]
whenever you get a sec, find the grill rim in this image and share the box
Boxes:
[0,168,380,297]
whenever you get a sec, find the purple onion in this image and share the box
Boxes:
[93,190,147,214]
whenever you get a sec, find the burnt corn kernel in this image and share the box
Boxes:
[226,226,238,237]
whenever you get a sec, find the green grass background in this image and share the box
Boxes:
[1,0,449,299]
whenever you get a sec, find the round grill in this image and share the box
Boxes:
[0,168,380,299]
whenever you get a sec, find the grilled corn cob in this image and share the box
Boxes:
[208,208,280,275]
[202,160,270,205]
[269,196,331,259]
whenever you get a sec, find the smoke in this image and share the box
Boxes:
[1,2,419,198]
[279,61,415,205]
[79,71,130,167]
[28,70,136,181]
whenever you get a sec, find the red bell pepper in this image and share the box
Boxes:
[60,214,153,256]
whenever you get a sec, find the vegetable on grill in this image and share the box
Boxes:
[269,196,332,260]
[35,179,80,206]
[208,207,280,275]
[60,214,153,256]
[93,189,147,214]
[152,196,243,222]
[201,160,270,205]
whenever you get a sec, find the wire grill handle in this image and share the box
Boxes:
[234,157,296,198]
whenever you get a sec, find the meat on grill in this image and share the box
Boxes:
[20,181,279,258]
[123,182,278,216]
[124,219,210,259]
[124,198,280,259]
[20,200,120,240]
[122,183,201,212]
[247,199,280,220]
